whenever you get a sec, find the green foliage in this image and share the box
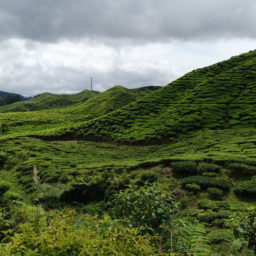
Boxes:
[234,176,256,198]
[60,182,106,204]
[233,208,256,254]
[0,181,10,197]
[171,161,198,176]
[0,210,159,256]
[207,229,234,244]
[174,221,212,255]
[198,162,221,174]
[0,152,7,168]
[185,183,201,193]
[207,188,224,200]
[136,171,158,185]
[181,176,230,191]
[198,200,230,211]
[0,124,9,135]
[198,210,230,224]
[0,91,25,106]
[228,163,256,176]
[111,183,178,235]
[4,191,23,202]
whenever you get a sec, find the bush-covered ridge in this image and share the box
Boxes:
[0,85,160,137]
[0,89,99,113]
[57,50,256,143]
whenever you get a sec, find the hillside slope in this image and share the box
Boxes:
[0,85,160,136]
[0,89,99,113]
[61,50,256,143]
[0,91,25,106]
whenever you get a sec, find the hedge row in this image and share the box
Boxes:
[171,161,221,176]
[234,176,256,198]
[181,176,230,191]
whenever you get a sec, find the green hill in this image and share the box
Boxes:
[1,52,256,255]
[0,89,99,113]
[0,91,25,106]
[0,85,160,136]
[61,50,256,143]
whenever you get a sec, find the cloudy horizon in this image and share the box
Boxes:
[0,0,255,96]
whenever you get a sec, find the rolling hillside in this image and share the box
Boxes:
[1,52,256,255]
[0,85,160,136]
[0,89,99,113]
[60,50,256,143]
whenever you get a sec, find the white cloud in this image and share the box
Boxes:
[0,38,255,96]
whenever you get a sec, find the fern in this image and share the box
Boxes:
[174,220,211,256]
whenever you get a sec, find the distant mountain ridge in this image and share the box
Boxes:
[0,91,26,106]
[0,86,160,113]
[0,89,99,112]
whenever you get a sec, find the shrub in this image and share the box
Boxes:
[111,183,178,235]
[234,176,256,198]
[0,211,159,256]
[198,210,230,224]
[198,162,221,174]
[4,191,23,201]
[34,183,69,208]
[171,161,198,176]
[60,181,105,204]
[207,187,224,200]
[228,163,256,176]
[184,183,201,193]
[136,171,158,185]
[0,182,10,197]
[198,200,230,210]
[181,176,230,191]
[207,229,234,244]
[202,172,218,177]
[180,208,202,217]
[0,152,7,168]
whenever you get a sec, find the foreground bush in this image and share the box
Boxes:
[111,183,178,235]
[0,210,159,256]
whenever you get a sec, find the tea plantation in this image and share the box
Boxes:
[0,51,256,255]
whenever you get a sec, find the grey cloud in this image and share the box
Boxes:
[0,0,255,42]
[0,64,172,96]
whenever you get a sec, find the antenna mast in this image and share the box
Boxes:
[90,76,93,91]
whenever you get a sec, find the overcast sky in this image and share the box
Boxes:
[0,0,255,96]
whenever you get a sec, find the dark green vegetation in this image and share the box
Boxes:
[0,51,256,255]
[0,91,25,106]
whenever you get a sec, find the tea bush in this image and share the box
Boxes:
[181,176,230,192]
[171,161,198,176]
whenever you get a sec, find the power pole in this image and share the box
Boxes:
[90,76,93,92]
